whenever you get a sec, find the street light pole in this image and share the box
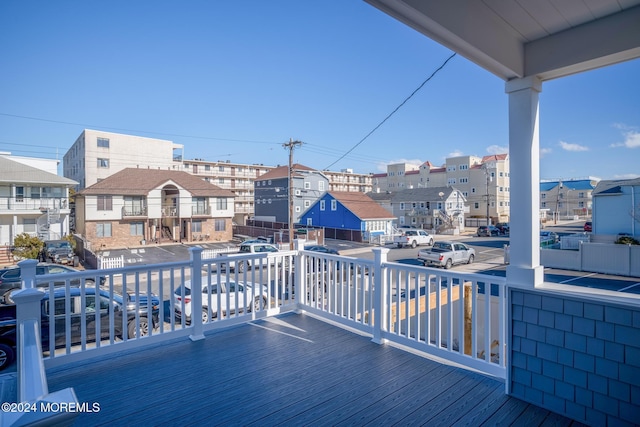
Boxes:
[283,138,303,249]
[554,180,563,225]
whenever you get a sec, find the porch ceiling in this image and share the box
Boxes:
[365,0,640,81]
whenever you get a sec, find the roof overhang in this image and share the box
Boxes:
[365,0,640,81]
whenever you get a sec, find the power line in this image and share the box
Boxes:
[0,112,280,145]
[324,52,457,171]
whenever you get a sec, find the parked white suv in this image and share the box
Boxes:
[174,278,269,323]
[215,242,282,272]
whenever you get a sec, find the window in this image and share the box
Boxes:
[23,218,36,233]
[218,178,224,185]
[124,196,145,215]
[331,200,337,211]
[191,220,202,233]
[304,182,310,189]
[216,198,228,210]
[542,193,547,199]
[97,195,112,211]
[474,202,479,209]
[471,187,476,193]
[96,223,112,237]
[215,219,226,231]
[448,178,456,185]
[304,200,310,208]
[399,203,405,210]
[15,186,24,202]
[205,165,210,171]
[97,137,110,148]
[192,197,206,215]
[319,181,325,191]
[219,166,225,172]
[97,158,109,168]
[459,164,468,170]
[578,192,585,198]
[130,222,144,236]
[542,202,547,208]
[295,206,300,213]
[320,200,325,211]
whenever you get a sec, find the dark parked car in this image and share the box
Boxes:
[0,263,106,304]
[304,245,340,255]
[476,225,499,237]
[0,286,160,370]
[41,240,77,266]
[495,222,509,234]
[584,221,592,232]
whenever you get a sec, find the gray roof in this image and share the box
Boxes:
[593,177,640,196]
[0,156,77,186]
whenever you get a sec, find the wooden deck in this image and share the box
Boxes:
[47,313,584,426]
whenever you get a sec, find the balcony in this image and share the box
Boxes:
[191,205,211,216]
[0,197,68,213]
[121,206,147,218]
[161,206,178,217]
[6,247,637,426]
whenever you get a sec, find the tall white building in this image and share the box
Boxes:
[63,129,184,190]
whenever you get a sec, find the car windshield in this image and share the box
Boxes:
[175,284,191,296]
[433,242,449,250]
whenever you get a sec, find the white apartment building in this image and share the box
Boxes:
[63,129,184,190]
[182,159,274,224]
[373,154,510,224]
[322,169,373,194]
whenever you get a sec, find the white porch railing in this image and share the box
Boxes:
[10,243,507,410]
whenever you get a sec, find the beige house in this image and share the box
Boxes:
[75,168,235,249]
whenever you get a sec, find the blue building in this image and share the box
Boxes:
[301,191,395,241]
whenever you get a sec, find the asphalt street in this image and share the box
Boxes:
[89,220,640,295]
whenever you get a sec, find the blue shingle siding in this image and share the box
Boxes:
[606,306,633,326]
[510,289,640,425]
[542,295,563,313]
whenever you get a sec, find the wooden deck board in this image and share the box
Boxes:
[46,312,580,426]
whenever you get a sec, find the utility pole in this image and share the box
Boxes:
[283,138,303,249]
[483,163,492,226]
[554,180,563,225]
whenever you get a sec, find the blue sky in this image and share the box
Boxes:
[1,0,638,181]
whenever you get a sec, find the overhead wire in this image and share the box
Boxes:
[323,52,457,170]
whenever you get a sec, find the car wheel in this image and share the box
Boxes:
[411,240,417,249]
[445,258,453,269]
[202,308,210,323]
[128,317,149,338]
[468,254,474,264]
[396,243,402,248]
[0,343,15,371]
[252,297,267,312]
[1,288,19,305]
[237,260,246,272]
[429,239,434,246]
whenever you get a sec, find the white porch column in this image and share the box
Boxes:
[505,76,544,288]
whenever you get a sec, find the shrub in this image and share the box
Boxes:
[12,233,44,260]
[615,236,639,245]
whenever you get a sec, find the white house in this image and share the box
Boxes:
[592,177,640,237]
[0,156,77,245]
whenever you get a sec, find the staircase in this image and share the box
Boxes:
[37,207,61,240]
[0,246,14,266]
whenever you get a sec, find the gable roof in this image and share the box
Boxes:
[593,177,640,196]
[79,168,234,197]
[0,156,77,186]
[257,164,316,180]
[329,191,395,220]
